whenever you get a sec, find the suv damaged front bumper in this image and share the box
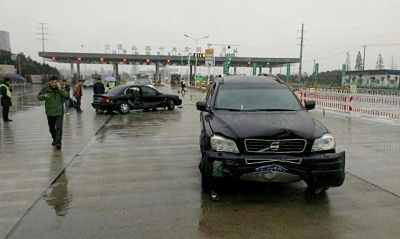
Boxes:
[200,151,345,187]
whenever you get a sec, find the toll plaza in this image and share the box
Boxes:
[39,51,300,83]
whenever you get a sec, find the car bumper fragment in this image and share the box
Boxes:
[91,103,118,110]
[200,151,345,186]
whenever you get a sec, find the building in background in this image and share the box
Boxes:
[342,70,400,89]
[0,65,15,74]
[0,30,11,52]
[0,30,15,74]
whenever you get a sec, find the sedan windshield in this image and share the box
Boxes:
[134,78,152,85]
[214,85,303,111]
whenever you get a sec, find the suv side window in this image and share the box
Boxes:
[206,83,216,106]
[141,86,158,96]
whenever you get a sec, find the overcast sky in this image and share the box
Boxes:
[2,0,400,74]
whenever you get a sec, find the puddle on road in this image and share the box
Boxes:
[43,171,71,217]
[9,85,44,113]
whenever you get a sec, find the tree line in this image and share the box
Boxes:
[277,70,342,87]
[0,50,59,76]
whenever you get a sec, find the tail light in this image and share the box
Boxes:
[100,97,112,104]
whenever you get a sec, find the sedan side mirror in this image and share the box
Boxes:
[304,100,316,110]
[196,101,207,111]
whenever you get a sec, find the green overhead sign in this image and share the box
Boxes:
[314,63,319,74]
[195,75,203,81]
[252,63,257,76]
[223,61,230,75]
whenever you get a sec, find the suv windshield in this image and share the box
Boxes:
[214,84,303,111]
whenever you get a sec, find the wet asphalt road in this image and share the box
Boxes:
[1,84,400,238]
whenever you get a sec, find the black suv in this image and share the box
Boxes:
[196,75,345,193]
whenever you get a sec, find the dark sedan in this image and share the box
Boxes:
[92,84,182,114]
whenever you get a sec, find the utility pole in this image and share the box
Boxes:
[36,23,48,64]
[313,59,316,84]
[362,45,366,70]
[376,53,384,70]
[298,23,304,83]
[391,55,394,69]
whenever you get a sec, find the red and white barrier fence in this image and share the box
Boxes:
[297,90,400,120]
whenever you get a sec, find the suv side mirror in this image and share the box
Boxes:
[196,101,207,111]
[304,100,316,110]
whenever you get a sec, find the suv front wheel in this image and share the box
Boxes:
[201,173,213,193]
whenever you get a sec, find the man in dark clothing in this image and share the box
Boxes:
[60,79,71,114]
[73,79,84,113]
[93,77,105,95]
[38,76,69,150]
[180,81,186,95]
[0,78,13,122]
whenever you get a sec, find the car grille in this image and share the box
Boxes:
[245,139,307,153]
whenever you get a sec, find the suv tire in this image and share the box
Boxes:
[201,174,213,193]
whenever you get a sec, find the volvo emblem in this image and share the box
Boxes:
[257,141,281,152]
[269,142,280,151]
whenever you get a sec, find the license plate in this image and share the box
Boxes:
[255,164,287,173]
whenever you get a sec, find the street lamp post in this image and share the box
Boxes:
[184,34,209,85]
[81,45,86,79]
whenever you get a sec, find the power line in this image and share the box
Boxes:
[305,41,400,63]
[366,42,400,47]
[304,46,360,62]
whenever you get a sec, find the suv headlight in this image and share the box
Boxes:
[210,135,239,153]
[311,134,336,152]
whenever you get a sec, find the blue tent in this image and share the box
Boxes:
[1,73,27,82]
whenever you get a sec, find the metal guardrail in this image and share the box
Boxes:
[297,90,400,119]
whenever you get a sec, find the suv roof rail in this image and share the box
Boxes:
[216,74,286,85]
[258,73,285,84]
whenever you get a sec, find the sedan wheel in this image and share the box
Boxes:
[119,103,130,114]
[167,100,175,111]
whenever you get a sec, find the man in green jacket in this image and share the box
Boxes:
[38,76,69,150]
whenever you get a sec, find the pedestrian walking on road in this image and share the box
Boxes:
[93,77,105,95]
[180,80,187,96]
[0,78,13,122]
[37,75,69,150]
[60,79,71,115]
[73,79,84,113]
